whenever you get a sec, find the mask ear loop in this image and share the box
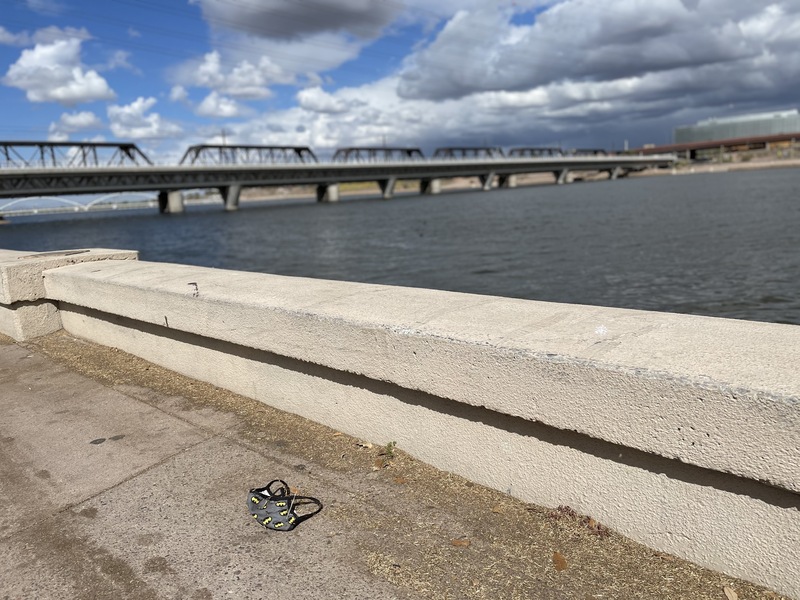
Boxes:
[265,479,290,497]
[290,496,323,525]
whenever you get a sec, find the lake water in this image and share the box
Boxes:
[2,169,799,325]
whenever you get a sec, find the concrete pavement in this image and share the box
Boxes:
[0,333,789,600]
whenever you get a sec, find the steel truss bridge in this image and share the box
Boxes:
[0,142,676,214]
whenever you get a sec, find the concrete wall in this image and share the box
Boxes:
[1,248,798,597]
[0,248,137,341]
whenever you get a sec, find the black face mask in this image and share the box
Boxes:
[248,479,323,532]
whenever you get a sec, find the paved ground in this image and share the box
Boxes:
[0,332,788,600]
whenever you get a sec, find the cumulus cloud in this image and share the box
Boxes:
[0,26,31,46]
[182,0,399,92]
[31,26,91,44]
[48,110,103,139]
[169,85,189,103]
[196,91,251,117]
[53,110,103,131]
[191,0,400,40]
[3,37,115,105]
[218,77,497,153]
[107,97,182,139]
[172,50,286,99]
[297,86,361,114]
[0,25,90,47]
[105,50,137,73]
[398,1,800,101]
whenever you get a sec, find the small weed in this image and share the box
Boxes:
[382,441,397,459]
[373,441,398,471]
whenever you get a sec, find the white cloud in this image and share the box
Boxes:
[32,26,91,44]
[105,50,137,73]
[183,0,396,93]
[172,51,285,100]
[0,25,90,47]
[169,85,189,103]
[3,37,115,105]
[297,86,359,114]
[47,130,69,142]
[54,110,103,131]
[196,91,251,117]
[107,97,182,140]
[0,26,31,46]
[48,110,103,139]
[219,77,480,152]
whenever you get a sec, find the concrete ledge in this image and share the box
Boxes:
[3,250,795,595]
[0,299,62,341]
[0,248,138,304]
[42,259,799,493]
[0,248,138,341]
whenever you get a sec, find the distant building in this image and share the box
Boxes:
[674,109,800,144]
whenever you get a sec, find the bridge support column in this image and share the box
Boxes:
[609,166,625,180]
[498,174,518,189]
[378,177,397,199]
[219,185,242,212]
[479,172,496,191]
[420,178,442,195]
[555,169,571,185]
[158,191,184,214]
[316,183,340,203]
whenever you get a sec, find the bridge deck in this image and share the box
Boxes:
[0,155,675,200]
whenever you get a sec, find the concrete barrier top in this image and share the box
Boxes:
[0,248,138,304]
[43,257,799,493]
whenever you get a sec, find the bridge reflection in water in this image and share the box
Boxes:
[0,141,676,215]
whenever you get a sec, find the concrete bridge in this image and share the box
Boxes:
[0,141,676,214]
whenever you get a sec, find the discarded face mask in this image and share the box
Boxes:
[248,479,323,532]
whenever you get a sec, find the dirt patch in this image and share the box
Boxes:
[25,332,790,600]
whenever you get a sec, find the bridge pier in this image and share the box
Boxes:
[158,191,184,214]
[316,183,340,203]
[478,172,496,191]
[555,169,571,185]
[498,174,517,189]
[378,177,397,199]
[420,178,442,195]
[609,166,627,180]
[219,185,242,211]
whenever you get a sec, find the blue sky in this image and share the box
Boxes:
[3,0,800,159]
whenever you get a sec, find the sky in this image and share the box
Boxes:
[2,0,800,160]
